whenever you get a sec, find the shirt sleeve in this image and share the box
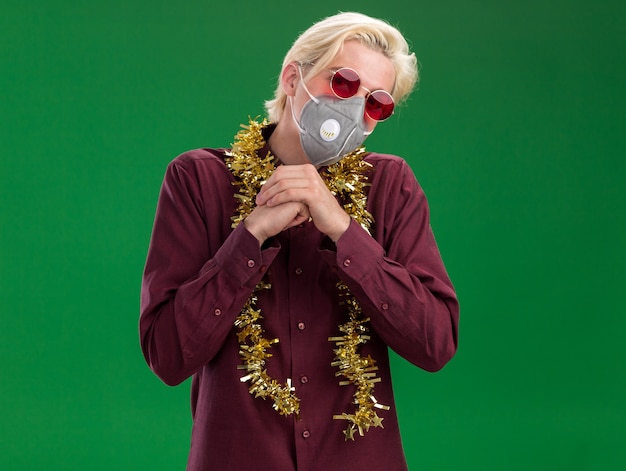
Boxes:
[319,156,459,372]
[139,152,280,386]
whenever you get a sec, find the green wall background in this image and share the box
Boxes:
[1,1,624,469]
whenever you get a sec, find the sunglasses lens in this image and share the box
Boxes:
[331,68,360,99]
[366,90,395,121]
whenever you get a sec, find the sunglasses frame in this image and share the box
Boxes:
[328,67,395,122]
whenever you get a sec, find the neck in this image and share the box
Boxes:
[267,112,311,166]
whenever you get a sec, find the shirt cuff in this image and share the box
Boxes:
[213,223,280,287]
[318,219,384,283]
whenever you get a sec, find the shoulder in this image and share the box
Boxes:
[364,152,406,166]
[165,148,234,180]
[160,148,235,197]
[364,152,419,186]
[169,148,229,171]
[362,153,431,237]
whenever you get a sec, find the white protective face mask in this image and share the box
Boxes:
[290,67,372,167]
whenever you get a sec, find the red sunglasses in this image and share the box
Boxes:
[329,67,395,121]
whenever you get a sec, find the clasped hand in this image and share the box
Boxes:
[243,164,351,244]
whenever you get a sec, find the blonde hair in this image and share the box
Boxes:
[265,12,418,123]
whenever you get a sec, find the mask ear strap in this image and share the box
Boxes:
[333,127,357,158]
[290,64,320,134]
[289,96,306,134]
[297,65,319,104]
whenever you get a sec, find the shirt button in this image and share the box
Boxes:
[247,259,255,268]
[297,322,306,331]
[300,375,309,384]
[295,267,303,275]
[343,259,351,267]
[214,308,222,316]
[381,302,389,310]
[302,430,311,439]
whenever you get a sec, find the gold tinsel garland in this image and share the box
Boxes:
[225,118,388,440]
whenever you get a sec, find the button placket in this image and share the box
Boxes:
[288,224,320,455]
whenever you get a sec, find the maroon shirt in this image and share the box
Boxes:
[140,142,459,470]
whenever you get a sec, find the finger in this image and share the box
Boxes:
[283,203,311,229]
[244,201,311,243]
[258,164,319,199]
[257,178,313,206]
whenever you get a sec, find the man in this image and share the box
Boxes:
[140,11,459,471]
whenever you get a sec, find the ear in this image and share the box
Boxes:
[280,62,299,97]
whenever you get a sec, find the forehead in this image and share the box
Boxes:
[325,40,395,92]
